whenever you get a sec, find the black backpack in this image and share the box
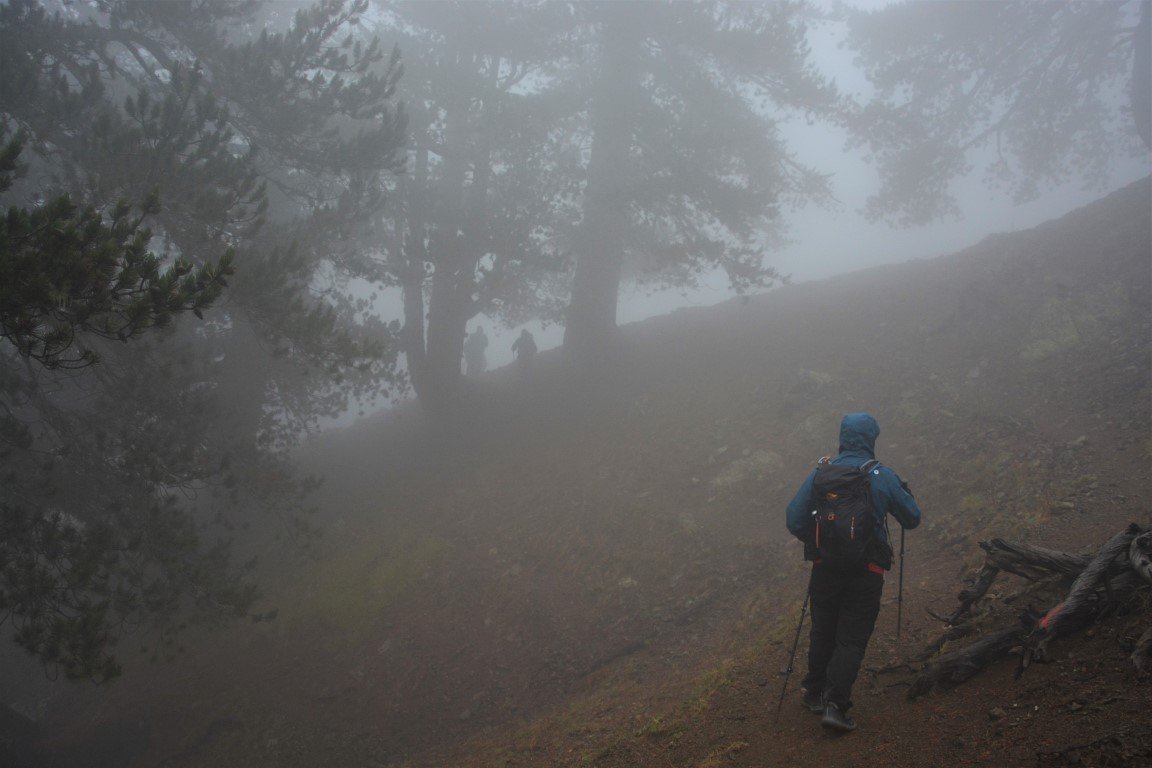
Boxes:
[810,457,886,570]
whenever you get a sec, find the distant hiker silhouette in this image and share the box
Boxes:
[464,326,488,378]
[511,329,537,378]
[784,412,921,732]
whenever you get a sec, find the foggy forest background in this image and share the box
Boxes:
[1,0,1149,699]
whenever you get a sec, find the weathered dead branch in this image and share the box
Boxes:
[913,622,976,663]
[1132,627,1152,674]
[1131,530,1152,585]
[947,563,1001,625]
[910,523,1150,697]
[980,538,1092,580]
[907,625,1025,700]
[1018,526,1142,670]
[944,538,1098,627]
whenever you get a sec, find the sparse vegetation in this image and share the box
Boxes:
[282,530,449,639]
[0,2,1148,766]
[7,169,1148,768]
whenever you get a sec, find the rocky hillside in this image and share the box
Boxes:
[23,178,1152,768]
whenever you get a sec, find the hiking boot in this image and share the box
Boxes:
[821,701,857,733]
[801,689,824,714]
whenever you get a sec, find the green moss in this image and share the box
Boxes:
[959,494,986,512]
[1020,283,1127,362]
[692,659,736,710]
[282,532,449,638]
[635,716,669,738]
[1019,298,1081,361]
[698,741,750,768]
[1084,282,1129,323]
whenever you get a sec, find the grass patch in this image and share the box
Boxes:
[279,528,449,639]
[697,741,749,768]
[691,659,737,711]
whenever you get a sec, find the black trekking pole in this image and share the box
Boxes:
[896,526,906,639]
[776,588,811,713]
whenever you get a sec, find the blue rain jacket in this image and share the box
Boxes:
[785,412,921,546]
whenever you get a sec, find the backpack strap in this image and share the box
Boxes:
[818,456,880,472]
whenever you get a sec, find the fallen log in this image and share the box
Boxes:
[980,538,1092,580]
[947,563,1000,625]
[1129,532,1152,675]
[1131,530,1152,584]
[1132,627,1152,674]
[1018,525,1142,669]
[910,524,1150,697]
[907,625,1025,700]
[1133,626,1152,677]
[912,574,1141,697]
[945,539,1097,626]
[913,622,976,663]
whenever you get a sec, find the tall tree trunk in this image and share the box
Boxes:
[425,63,471,410]
[1133,0,1151,150]
[217,320,272,447]
[399,253,428,398]
[563,5,641,370]
[400,65,497,418]
[423,262,469,411]
[398,140,431,404]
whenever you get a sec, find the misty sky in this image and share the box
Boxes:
[46,0,1144,382]
[445,2,1152,373]
[326,0,1152,423]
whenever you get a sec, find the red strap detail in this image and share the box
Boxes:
[866,562,885,575]
[1039,602,1064,630]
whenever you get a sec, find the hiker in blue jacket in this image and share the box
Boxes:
[785,412,921,732]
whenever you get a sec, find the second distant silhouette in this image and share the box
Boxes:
[463,326,488,378]
[511,329,537,379]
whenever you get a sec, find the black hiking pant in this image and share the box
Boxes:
[801,564,884,711]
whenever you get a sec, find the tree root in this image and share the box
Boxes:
[909,523,1150,698]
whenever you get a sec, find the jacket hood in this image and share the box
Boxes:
[839,412,879,456]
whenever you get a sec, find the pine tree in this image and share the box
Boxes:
[843,0,1149,226]
[0,0,404,680]
[370,1,568,414]
[556,1,840,366]
[1,136,234,370]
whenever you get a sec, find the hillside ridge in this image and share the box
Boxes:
[29,178,1152,768]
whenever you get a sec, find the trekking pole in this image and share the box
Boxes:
[776,588,811,713]
[896,526,906,639]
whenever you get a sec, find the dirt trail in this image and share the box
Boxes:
[30,180,1152,768]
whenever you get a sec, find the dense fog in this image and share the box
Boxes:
[1,1,1149,766]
